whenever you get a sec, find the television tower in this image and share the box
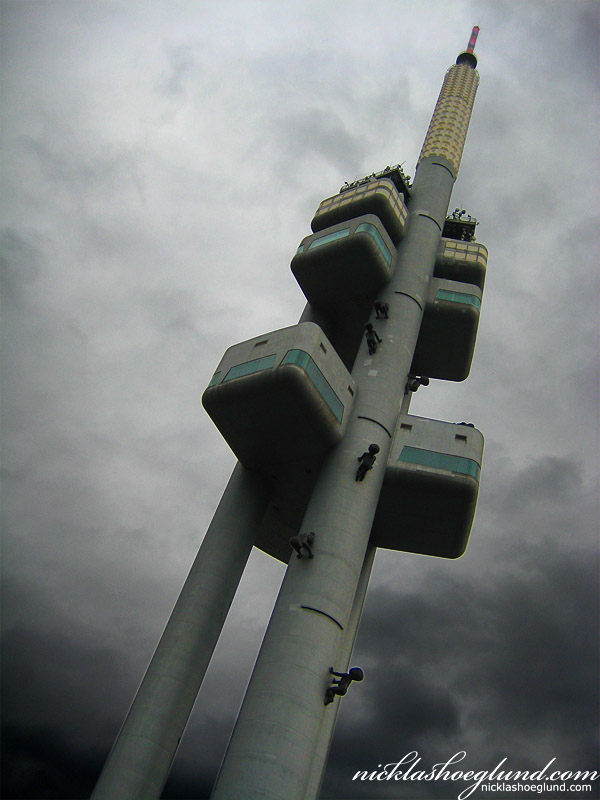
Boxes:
[92,27,487,800]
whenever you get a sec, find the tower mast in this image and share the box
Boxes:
[211,29,484,799]
[93,29,487,800]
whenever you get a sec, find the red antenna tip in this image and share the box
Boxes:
[467,26,480,54]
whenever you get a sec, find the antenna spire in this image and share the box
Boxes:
[466,26,480,54]
[456,25,480,68]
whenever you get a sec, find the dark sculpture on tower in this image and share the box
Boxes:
[93,27,487,800]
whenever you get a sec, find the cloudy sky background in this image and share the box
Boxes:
[1,1,598,798]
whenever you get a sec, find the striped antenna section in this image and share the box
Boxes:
[467,26,480,54]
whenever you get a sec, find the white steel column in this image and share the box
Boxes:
[92,463,270,800]
[302,542,376,800]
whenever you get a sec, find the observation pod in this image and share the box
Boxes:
[435,237,488,290]
[311,176,408,244]
[291,214,396,310]
[202,322,356,471]
[371,414,484,559]
[412,276,483,381]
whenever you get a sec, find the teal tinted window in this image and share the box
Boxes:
[281,349,344,423]
[435,288,481,309]
[208,371,221,387]
[223,355,277,382]
[307,228,350,250]
[356,222,392,265]
[398,445,480,479]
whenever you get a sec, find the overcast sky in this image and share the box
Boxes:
[1,1,599,799]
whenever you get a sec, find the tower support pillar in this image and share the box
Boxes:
[92,463,270,800]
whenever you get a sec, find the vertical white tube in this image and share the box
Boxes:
[92,463,270,800]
